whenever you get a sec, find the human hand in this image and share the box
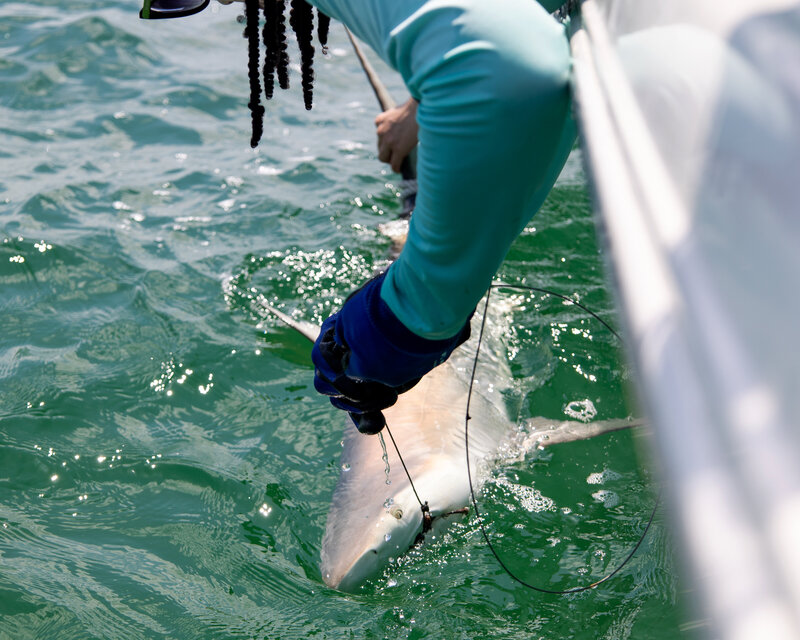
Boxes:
[311,274,420,435]
[312,314,410,435]
[311,272,471,434]
[375,98,419,173]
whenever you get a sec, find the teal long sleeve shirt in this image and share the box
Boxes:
[309,0,576,338]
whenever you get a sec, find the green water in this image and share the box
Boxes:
[1,2,693,638]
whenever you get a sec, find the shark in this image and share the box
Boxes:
[261,294,640,592]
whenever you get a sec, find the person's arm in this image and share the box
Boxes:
[311,0,575,436]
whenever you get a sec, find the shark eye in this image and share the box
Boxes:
[389,506,403,520]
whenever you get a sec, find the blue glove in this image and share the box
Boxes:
[312,271,471,434]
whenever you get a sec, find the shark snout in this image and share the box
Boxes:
[321,498,423,591]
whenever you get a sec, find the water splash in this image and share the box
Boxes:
[378,432,391,486]
[564,398,597,422]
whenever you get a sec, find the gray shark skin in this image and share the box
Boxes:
[261,299,640,592]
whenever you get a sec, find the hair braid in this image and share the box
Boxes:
[245,0,264,147]
[289,0,315,110]
[245,0,327,145]
[275,0,290,91]
[317,9,330,54]
[262,0,279,100]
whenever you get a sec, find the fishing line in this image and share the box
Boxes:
[383,424,436,536]
[383,424,424,509]
[464,283,660,594]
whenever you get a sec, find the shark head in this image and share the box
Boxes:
[253,298,494,591]
[317,354,509,593]
[319,450,471,592]
[320,482,423,591]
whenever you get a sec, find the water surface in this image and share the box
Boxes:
[0,3,691,638]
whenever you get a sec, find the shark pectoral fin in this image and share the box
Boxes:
[260,303,320,343]
[522,417,646,448]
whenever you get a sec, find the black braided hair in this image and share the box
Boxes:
[289,0,315,110]
[245,0,329,145]
[317,9,330,54]
[276,0,290,91]
[245,0,264,148]
[262,0,279,100]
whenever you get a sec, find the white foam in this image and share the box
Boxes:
[564,398,597,422]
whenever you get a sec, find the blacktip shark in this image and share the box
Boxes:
[262,292,641,592]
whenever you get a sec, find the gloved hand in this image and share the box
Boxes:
[312,271,471,434]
